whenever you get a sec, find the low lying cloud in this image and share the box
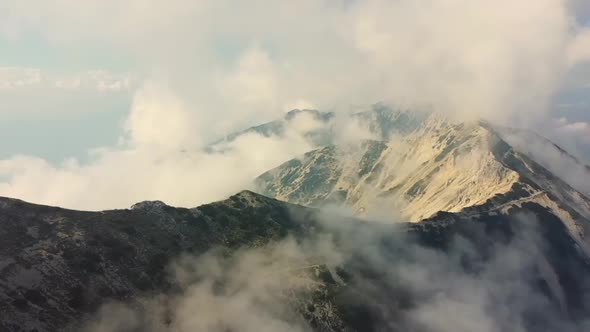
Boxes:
[84,239,316,332]
[81,209,590,332]
[0,83,323,210]
[499,126,590,196]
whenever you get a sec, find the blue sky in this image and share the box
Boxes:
[0,93,128,162]
[0,31,136,162]
[0,35,133,71]
[0,65,133,162]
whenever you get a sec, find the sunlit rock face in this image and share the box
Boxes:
[255,109,590,235]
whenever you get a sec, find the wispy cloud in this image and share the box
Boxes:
[0,67,132,93]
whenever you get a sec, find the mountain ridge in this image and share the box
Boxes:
[2,106,590,331]
[254,110,590,218]
[2,189,590,331]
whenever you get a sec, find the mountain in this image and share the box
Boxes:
[3,105,590,331]
[254,111,590,239]
[0,191,332,331]
[1,190,590,331]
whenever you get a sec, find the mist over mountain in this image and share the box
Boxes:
[2,1,590,331]
[255,108,590,221]
[1,106,590,331]
[2,189,590,331]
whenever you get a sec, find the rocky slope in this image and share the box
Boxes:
[254,111,590,274]
[0,191,340,331]
[255,112,590,228]
[1,190,590,331]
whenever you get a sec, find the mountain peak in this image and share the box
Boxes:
[233,189,264,200]
[130,200,169,210]
[254,111,590,235]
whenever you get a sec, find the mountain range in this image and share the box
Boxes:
[2,105,590,331]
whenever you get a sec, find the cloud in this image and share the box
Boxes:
[497,124,590,196]
[0,0,589,208]
[0,67,132,93]
[124,83,199,150]
[1,0,584,123]
[555,117,590,144]
[320,211,588,331]
[80,209,590,331]
[82,238,329,332]
[0,83,321,210]
[568,28,590,66]
[550,118,590,165]
[0,67,42,89]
